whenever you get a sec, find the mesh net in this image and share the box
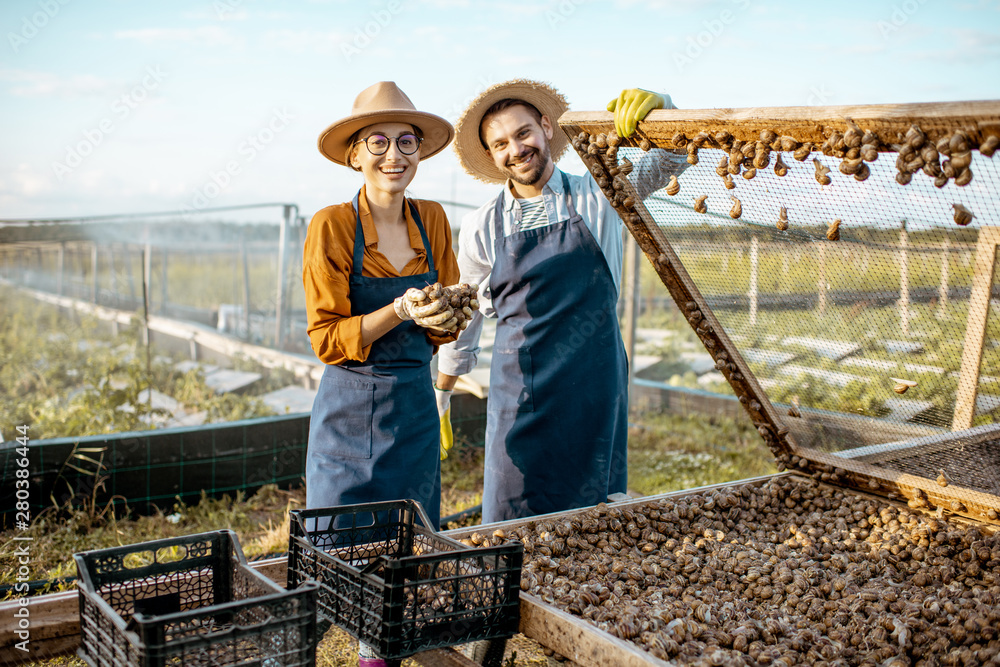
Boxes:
[561,105,1000,525]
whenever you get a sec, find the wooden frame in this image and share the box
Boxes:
[558,104,1000,525]
[953,226,1000,430]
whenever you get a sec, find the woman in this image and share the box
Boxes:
[303,81,459,538]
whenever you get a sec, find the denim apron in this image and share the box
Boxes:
[306,192,441,529]
[482,171,628,523]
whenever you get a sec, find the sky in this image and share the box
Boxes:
[1,0,999,227]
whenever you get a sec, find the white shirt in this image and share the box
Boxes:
[438,151,688,377]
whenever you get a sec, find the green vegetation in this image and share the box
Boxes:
[0,286,292,441]
[635,287,1000,428]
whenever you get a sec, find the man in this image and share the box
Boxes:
[436,81,686,523]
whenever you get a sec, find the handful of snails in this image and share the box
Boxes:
[398,282,480,333]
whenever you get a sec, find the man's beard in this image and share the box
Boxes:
[501,140,551,186]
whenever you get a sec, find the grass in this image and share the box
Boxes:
[4,408,764,666]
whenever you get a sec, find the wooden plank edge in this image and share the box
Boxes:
[560,101,1000,146]
[519,592,671,667]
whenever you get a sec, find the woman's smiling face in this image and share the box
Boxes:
[349,122,421,197]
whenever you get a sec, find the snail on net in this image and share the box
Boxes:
[776,207,789,231]
[665,175,680,196]
[694,195,708,214]
[891,377,917,394]
[729,196,742,219]
[953,203,976,226]
[826,219,841,241]
[814,159,832,186]
[773,154,788,177]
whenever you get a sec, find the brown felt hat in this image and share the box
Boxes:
[318,81,454,166]
[454,78,570,184]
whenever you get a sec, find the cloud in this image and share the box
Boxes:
[910,27,1000,63]
[260,29,348,55]
[0,164,53,197]
[114,27,238,47]
[0,68,116,98]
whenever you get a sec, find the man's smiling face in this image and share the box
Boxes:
[481,104,553,187]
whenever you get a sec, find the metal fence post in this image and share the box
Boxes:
[274,205,295,349]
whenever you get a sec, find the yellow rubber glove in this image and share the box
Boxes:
[440,406,454,460]
[606,88,671,139]
[435,386,454,460]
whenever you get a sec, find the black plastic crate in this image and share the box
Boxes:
[287,499,521,660]
[74,529,319,667]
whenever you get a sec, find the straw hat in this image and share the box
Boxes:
[454,79,569,184]
[318,81,454,166]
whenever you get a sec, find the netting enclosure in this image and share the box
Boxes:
[560,101,1000,526]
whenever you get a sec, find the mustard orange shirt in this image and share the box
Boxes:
[303,187,460,366]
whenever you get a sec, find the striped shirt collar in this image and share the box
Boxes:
[501,167,565,212]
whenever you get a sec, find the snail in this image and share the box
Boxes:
[716,155,729,177]
[896,171,913,185]
[934,174,949,188]
[955,168,973,186]
[686,151,699,166]
[729,196,742,219]
[854,163,871,181]
[753,143,771,169]
[618,158,633,175]
[691,131,711,147]
[813,158,832,185]
[950,130,969,154]
[843,119,864,148]
[759,129,778,145]
[953,203,975,226]
[891,377,917,394]
[714,130,732,145]
[861,143,879,162]
[981,134,999,157]
[773,154,788,177]
[742,167,756,180]
[776,207,789,231]
[665,175,680,196]
[905,124,926,149]
[594,133,607,148]
[950,150,972,170]
[606,133,621,148]
[936,135,952,156]
[671,132,687,148]
[839,158,863,175]
[776,136,798,152]
[639,138,652,151]
[936,470,949,487]
[694,195,708,214]
[826,219,841,241]
[723,173,736,189]
[793,142,812,161]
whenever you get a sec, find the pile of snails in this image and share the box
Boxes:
[462,476,1000,666]
[570,124,996,234]
[403,282,479,333]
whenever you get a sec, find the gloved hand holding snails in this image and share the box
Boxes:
[394,282,480,334]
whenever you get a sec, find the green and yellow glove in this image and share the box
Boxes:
[606,88,675,138]
[435,385,454,460]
